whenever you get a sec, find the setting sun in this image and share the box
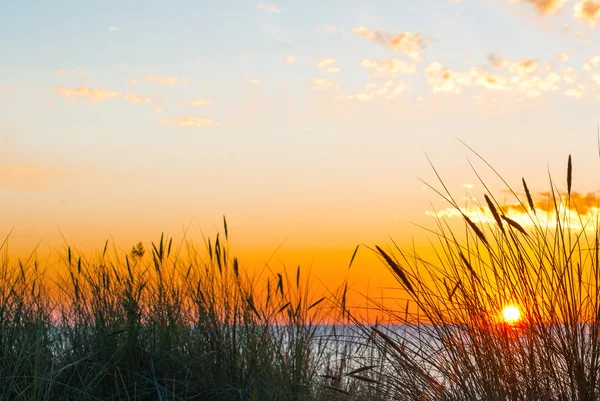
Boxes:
[502,305,521,325]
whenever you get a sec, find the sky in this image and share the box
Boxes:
[2,0,600,301]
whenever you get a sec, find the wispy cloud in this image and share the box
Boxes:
[315,58,341,72]
[310,77,339,91]
[556,52,570,61]
[337,80,411,101]
[146,75,189,86]
[574,0,600,26]
[282,54,296,63]
[108,25,119,32]
[56,70,67,76]
[352,26,427,60]
[360,59,417,77]
[123,93,151,104]
[247,78,263,85]
[316,24,345,33]
[256,3,280,13]
[154,107,164,114]
[184,98,212,106]
[129,78,138,84]
[509,0,569,16]
[51,85,121,103]
[241,53,253,60]
[159,117,220,127]
[51,85,154,104]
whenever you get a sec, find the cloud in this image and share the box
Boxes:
[158,117,220,127]
[51,85,121,103]
[129,78,138,84]
[184,98,212,106]
[108,26,119,32]
[426,190,600,232]
[317,24,345,33]
[310,77,340,91]
[154,107,164,114]
[283,54,296,63]
[56,70,67,76]
[256,3,280,13]
[360,59,417,77]
[241,53,253,60]
[146,75,189,86]
[424,62,476,93]
[582,56,600,71]
[315,58,341,73]
[337,79,411,101]
[562,67,577,84]
[352,26,427,60]
[51,85,154,104]
[574,0,600,26]
[123,93,151,104]
[510,0,569,15]
[556,52,570,62]
[247,78,263,84]
[489,54,539,76]
[565,84,586,97]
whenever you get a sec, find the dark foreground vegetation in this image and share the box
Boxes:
[3,153,600,400]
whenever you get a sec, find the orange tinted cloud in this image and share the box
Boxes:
[146,75,189,86]
[360,59,417,77]
[51,85,121,103]
[256,3,280,13]
[427,191,600,232]
[184,98,212,106]
[556,52,569,61]
[565,84,585,97]
[574,0,600,26]
[283,54,296,63]
[424,62,475,93]
[154,107,164,114]
[337,79,410,101]
[158,117,220,127]
[489,54,539,76]
[315,58,341,72]
[247,78,263,85]
[510,0,569,15]
[352,26,426,60]
[310,77,339,91]
[123,93,151,104]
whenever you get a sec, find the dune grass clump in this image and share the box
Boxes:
[345,153,600,400]
[0,220,338,401]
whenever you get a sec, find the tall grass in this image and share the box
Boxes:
[0,219,347,401]
[344,152,600,400]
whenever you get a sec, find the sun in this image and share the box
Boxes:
[502,305,521,325]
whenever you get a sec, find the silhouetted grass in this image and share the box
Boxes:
[0,219,354,401]
[338,152,600,400]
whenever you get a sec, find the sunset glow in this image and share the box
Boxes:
[2,0,600,310]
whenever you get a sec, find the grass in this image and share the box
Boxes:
[343,151,600,400]
[2,151,600,400]
[0,219,354,401]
